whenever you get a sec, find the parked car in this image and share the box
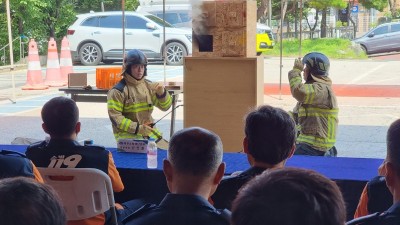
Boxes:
[67,11,192,66]
[136,4,275,55]
[352,21,400,55]
[256,23,275,55]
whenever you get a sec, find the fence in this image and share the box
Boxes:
[0,36,29,67]
[276,26,355,40]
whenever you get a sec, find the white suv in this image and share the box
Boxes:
[67,11,192,66]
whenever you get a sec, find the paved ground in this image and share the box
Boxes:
[1,55,399,159]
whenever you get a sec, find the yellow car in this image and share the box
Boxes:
[256,23,275,56]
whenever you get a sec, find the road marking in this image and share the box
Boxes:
[346,64,385,84]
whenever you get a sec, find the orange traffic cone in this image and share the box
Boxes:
[21,39,48,90]
[44,37,66,87]
[60,36,73,84]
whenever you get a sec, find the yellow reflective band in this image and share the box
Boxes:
[159,96,172,109]
[290,77,302,88]
[298,107,339,115]
[108,100,123,111]
[328,116,336,139]
[304,84,315,104]
[124,102,153,113]
[297,134,336,149]
[150,128,162,139]
[119,118,131,132]
[115,132,144,140]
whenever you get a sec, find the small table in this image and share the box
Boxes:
[59,88,108,102]
[59,86,182,137]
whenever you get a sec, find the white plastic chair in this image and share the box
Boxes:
[38,167,118,225]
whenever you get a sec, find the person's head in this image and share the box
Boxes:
[163,127,225,197]
[0,177,66,225]
[302,52,330,81]
[123,49,148,80]
[383,119,400,196]
[41,96,80,139]
[244,105,296,167]
[231,168,346,225]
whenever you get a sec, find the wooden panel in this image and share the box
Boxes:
[183,57,264,152]
[192,0,257,58]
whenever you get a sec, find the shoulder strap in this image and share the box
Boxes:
[346,212,381,225]
[113,79,127,92]
[0,149,27,158]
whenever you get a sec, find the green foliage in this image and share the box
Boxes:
[359,0,387,12]
[307,0,346,9]
[265,38,368,59]
[73,0,140,13]
[336,21,348,27]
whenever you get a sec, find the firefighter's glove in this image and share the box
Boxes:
[138,124,154,137]
[155,84,166,96]
[293,58,304,72]
[150,82,166,96]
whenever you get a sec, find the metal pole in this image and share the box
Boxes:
[6,0,16,103]
[163,0,167,84]
[299,0,303,58]
[101,1,105,12]
[122,0,126,58]
[279,0,284,100]
[268,0,272,27]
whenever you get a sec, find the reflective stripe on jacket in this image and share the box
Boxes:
[289,69,339,151]
[107,73,172,141]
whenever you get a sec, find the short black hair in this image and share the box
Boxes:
[168,127,223,177]
[244,105,296,164]
[41,96,79,137]
[387,119,400,168]
[0,177,66,225]
[232,168,346,225]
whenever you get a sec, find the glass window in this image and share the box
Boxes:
[390,24,400,33]
[99,15,122,28]
[179,12,191,22]
[145,15,174,27]
[81,17,99,27]
[126,16,148,29]
[373,26,389,35]
[159,13,180,25]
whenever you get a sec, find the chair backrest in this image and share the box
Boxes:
[38,167,117,224]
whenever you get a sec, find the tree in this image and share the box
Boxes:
[388,0,399,18]
[307,0,346,37]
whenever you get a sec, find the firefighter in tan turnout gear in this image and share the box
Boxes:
[289,52,339,156]
[107,49,172,149]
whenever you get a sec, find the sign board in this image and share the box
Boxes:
[352,5,359,13]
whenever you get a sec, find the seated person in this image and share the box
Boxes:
[354,161,392,218]
[0,176,66,225]
[25,96,131,225]
[347,119,400,225]
[0,149,43,182]
[231,168,347,225]
[212,105,296,209]
[123,127,230,225]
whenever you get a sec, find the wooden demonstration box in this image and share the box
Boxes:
[192,0,257,57]
[183,57,264,152]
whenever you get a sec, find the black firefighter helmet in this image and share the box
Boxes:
[302,52,330,76]
[122,49,148,77]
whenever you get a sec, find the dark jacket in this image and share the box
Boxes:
[26,140,109,173]
[122,194,231,225]
[347,202,400,225]
[212,166,265,209]
[0,150,35,179]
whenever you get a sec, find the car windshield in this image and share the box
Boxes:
[145,15,174,27]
